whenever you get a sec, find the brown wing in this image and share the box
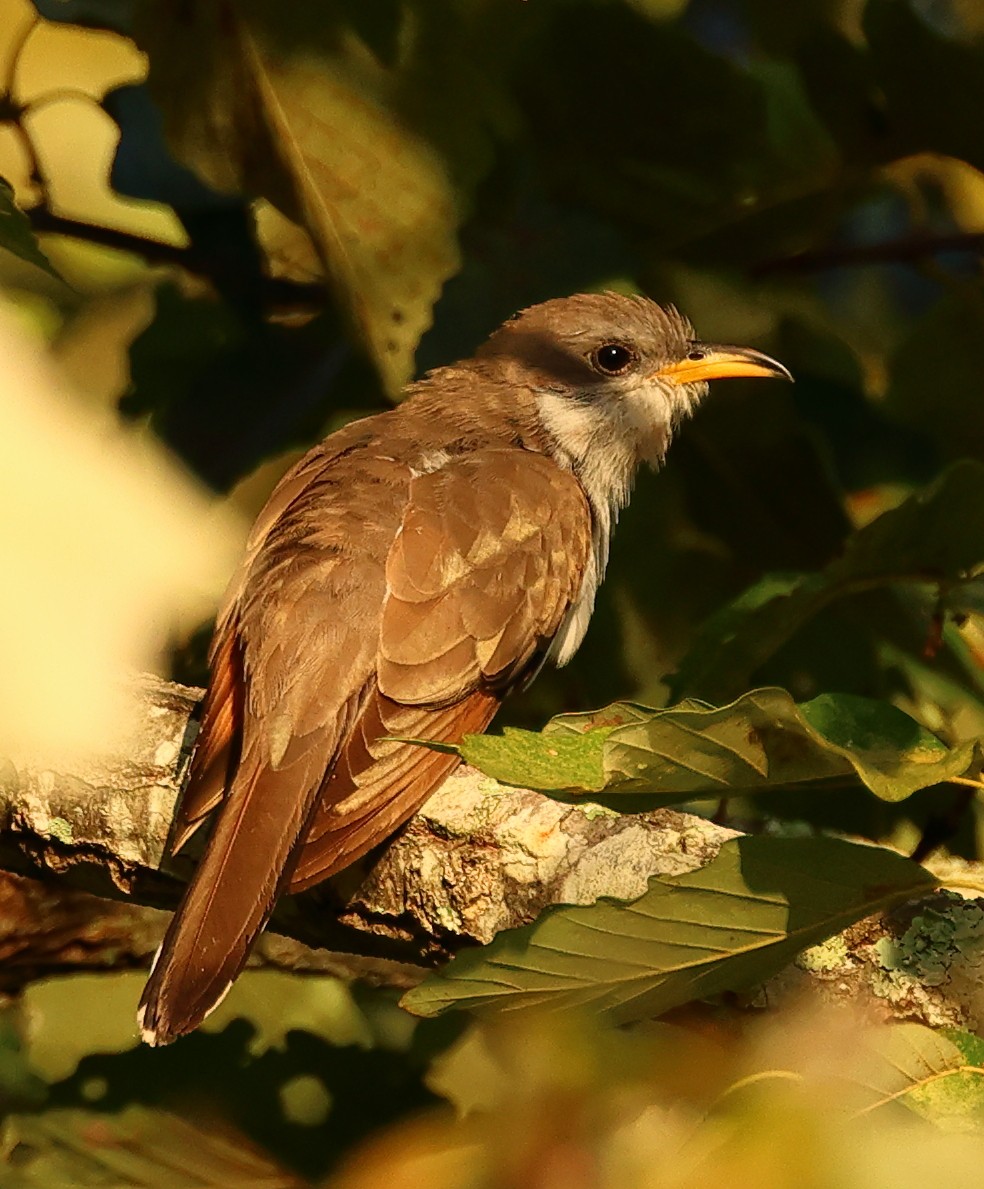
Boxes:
[141,444,590,1044]
[288,688,498,892]
[170,617,243,853]
[288,447,592,891]
[170,439,367,853]
[379,447,588,702]
[139,444,410,1045]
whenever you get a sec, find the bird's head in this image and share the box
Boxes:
[478,292,791,470]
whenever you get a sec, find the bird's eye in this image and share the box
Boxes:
[686,348,707,361]
[592,344,637,375]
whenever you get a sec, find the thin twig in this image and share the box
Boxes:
[26,206,327,308]
[754,231,984,276]
[947,775,984,791]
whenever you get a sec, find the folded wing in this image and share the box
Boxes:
[140,443,591,1043]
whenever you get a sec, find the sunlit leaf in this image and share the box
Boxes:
[852,1024,984,1132]
[136,0,509,397]
[402,836,936,1022]
[0,1106,304,1187]
[452,687,981,804]
[456,723,613,794]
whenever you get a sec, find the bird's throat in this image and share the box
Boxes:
[535,388,660,518]
[535,390,648,667]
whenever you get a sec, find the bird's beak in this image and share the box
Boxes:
[655,344,793,386]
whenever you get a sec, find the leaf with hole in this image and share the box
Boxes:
[136,0,514,396]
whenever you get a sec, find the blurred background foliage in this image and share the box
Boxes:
[3,0,984,1182]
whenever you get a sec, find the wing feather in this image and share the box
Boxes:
[289,688,499,891]
[170,617,244,853]
[139,688,366,1044]
[143,441,592,1044]
[378,450,591,705]
[292,448,592,888]
[139,441,410,1044]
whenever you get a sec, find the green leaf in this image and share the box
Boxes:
[669,573,825,706]
[0,1106,304,1187]
[456,688,981,804]
[794,691,980,801]
[671,462,984,703]
[519,6,838,255]
[136,0,509,397]
[852,1024,984,1132]
[401,836,936,1023]
[458,724,614,793]
[0,1007,45,1112]
[0,179,59,278]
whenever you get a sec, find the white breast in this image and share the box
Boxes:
[536,389,662,667]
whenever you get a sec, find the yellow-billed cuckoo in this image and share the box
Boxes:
[138,292,790,1044]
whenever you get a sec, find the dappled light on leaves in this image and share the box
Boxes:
[3,0,984,1184]
[327,1010,984,1189]
[136,0,484,398]
[0,0,184,246]
[443,686,983,804]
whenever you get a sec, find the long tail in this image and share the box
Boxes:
[137,752,323,1046]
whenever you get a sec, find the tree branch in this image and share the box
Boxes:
[1,673,981,1036]
[754,231,984,276]
[0,674,741,988]
[25,206,327,310]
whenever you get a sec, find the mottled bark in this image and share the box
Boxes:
[0,674,739,989]
[0,673,982,1033]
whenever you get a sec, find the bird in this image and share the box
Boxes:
[137,291,791,1045]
